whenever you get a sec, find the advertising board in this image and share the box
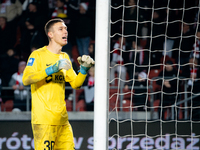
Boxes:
[0,121,200,150]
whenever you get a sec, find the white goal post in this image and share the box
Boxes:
[93,0,110,150]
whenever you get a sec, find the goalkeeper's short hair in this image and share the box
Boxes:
[44,18,65,41]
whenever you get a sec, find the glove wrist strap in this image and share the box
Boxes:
[45,66,54,76]
[80,65,90,75]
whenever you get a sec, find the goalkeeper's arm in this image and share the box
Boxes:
[22,59,71,86]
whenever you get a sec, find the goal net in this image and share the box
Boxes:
[108,0,200,149]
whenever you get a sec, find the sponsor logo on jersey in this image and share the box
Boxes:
[46,75,52,83]
[27,58,35,66]
[45,74,65,83]
[55,75,64,81]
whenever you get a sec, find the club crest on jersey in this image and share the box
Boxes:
[27,58,35,66]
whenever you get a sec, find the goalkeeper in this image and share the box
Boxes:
[22,18,94,150]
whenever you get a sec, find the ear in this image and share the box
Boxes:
[48,31,53,39]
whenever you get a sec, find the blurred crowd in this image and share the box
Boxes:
[110,0,199,71]
[0,0,200,119]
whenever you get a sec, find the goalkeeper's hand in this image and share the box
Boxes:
[45,59,71,76]
[77,55,95,75]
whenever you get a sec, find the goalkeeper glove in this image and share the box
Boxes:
[77,55,95,75]
[45,59,71,76]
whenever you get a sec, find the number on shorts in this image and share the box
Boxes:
[44,140,55,150]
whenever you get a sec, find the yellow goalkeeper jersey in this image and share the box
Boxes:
[22,46,86,125]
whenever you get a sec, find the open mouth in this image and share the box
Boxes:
[62,37,67,39]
